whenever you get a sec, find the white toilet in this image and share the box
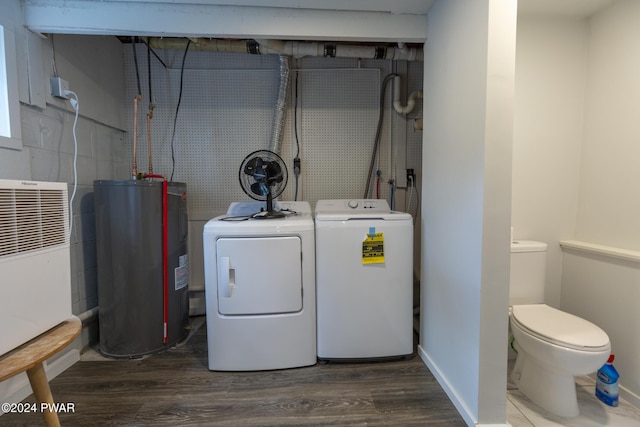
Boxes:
[509,240,611,418]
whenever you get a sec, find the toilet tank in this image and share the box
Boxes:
[510,240,547,305]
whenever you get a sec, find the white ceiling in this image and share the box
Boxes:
[22,0,431,41]
[84,0,438,15]
[518,0,616,18]
[39,0,616,18]
[22,0,620,41]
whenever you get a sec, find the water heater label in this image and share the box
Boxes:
[362,232,384,264]
[175,254,189,290]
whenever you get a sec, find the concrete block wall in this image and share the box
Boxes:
[0,27,127,351]
[19,102,127,346]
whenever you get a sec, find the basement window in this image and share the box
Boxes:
[0,23,22,150]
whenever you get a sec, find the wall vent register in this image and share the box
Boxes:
[0,185,68,257]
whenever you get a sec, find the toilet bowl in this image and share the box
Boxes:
[510,304,611,418]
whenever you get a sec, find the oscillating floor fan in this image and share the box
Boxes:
[239,150,288,219]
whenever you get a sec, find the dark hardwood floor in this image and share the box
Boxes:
[1,317,466,426]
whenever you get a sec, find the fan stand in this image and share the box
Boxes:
[255,190,286,219]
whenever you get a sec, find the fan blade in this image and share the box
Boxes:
[244,157,264,177]
[265,161,283,184]
[250,182,270,197]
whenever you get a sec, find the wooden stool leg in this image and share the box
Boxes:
[26,362,60,427]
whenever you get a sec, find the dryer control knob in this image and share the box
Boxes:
[348,200,359,209]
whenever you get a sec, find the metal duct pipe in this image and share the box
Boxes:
[269,55,290,154]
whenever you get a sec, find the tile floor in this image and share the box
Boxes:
[507,359,640,426]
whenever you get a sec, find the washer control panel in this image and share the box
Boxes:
[316,199,391,214]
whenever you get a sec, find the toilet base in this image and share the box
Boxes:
[512,348,579,418]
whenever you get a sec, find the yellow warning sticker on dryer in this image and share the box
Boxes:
[362,232,385,264]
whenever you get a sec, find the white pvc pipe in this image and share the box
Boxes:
[149,38,423,61]
[256,39,422,61]
[393,75,423,115]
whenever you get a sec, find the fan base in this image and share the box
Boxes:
[253,210,286,219]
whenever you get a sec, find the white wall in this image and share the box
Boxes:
[19,33,126,326]
[576,0,640,250]
[514,0,640,405]
[0,2,127,344]
[561,0,640,405]
[513,17,588,307]
[0,0,126,406]
[420,0,515,425]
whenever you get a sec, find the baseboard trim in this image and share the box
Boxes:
[620,386,640,410]
[417,345,510,427]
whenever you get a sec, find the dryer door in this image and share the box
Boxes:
[216,236,303,315]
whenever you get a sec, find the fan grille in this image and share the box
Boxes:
[239,150,288,202]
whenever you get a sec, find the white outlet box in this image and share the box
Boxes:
[50,76,70,99]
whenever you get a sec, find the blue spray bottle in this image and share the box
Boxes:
[596,354,619,407]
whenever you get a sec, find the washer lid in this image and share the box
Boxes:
[511,304,610,350]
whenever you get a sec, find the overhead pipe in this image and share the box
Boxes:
[147,37,247,53]
[393,75,423,115]
[256,39,422,61]
[147,37,423,62]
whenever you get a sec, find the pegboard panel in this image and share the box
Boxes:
[123,45,400,218]
[165,69,281,214]
[123,45,284,216]
[297,68,380,204]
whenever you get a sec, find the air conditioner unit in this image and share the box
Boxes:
[0,179,72,357]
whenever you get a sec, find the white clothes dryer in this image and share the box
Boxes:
[315,199,413,361]
[203,201,316,371]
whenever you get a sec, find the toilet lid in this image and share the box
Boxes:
[511,304,609,351]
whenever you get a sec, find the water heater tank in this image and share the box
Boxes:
[510,240,547,306]
[94,180,189,358]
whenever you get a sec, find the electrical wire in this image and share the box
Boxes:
[131,38,143,178]
[293,70,301,201]
[51,35,59,77]
[147,42,154,174]
[407,175,420,224]
[132,37,142,97]
[407,176,414,212]
[140,38,168,69]
[64,90,79,240]
[170,39,191,182]
[147,43,153,107]
[294,71,301,159]
[220,209,298,221]
[364,73,398,198]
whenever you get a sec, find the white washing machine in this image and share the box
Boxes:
[315,199,413,361]
[203,201,316,371]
